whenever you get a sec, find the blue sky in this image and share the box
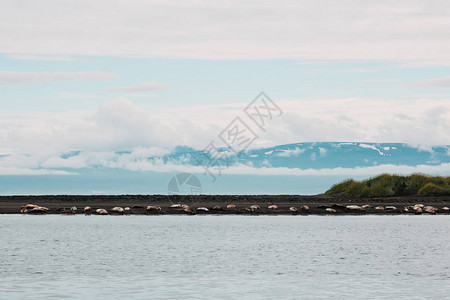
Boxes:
[0,0,449,193]
[2,55,450,113]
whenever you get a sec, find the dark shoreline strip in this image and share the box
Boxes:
[1,195,449,215]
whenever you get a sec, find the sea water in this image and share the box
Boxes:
[0,215,449,299]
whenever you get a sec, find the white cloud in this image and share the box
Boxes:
[2,1,450,63]
[344,68,375,73]
[0,97,221,157]
[106,81,169,93]
[0,71,117,85]
[0,96,449,160]
[275,147,305,157]
[0,167,76,175]
[365,78,400,83]
[272,98,450,147]
[6,54,80,61]
[405,76,450,88]
[222,163,450,176]
[396,60,450,68]
[2,111,450,175]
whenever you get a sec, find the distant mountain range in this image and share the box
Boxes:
[154,142,449,170]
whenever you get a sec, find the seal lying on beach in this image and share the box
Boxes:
[301,205,309,212]
[250,205,260,210]
[184,206,196,215]
[268,205,278,210]
[289,207,298,212]
[227,204,237,209]
[385,206,397,211]
[146,205,161,211]
[25,206,49,214]
[413,204,423,214]
[326,208,336,213]
[111,207,125,214]
[95,208,108,215]
[197,207,209,212]
[346,205,364,211]
[84,206,91,213]
[21,204,40,209]
[423,206,438,214]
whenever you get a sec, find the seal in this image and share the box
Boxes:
[27,206,49,214]
[268,205,278,210]
[95,208,108,215]
[21,204,39,209]
[385,206,397,211]
[184,206,196,215]
[346,205,364,211]
[413,204,424,214]
[423,206,438,214]
[111,207,125,214]
[146,205,162,211]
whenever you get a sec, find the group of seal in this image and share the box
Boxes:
[319,204,448,214]
[18,203,449,215]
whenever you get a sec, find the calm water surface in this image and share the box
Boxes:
[1,215,449,299]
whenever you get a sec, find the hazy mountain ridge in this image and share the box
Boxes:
[164,142,450,170]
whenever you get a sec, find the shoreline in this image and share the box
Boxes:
[1,194,449,215]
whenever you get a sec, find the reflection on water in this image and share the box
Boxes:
[1,215,449,299]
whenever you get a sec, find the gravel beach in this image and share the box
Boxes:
[1,194,449,215]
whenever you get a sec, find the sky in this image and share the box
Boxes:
[0,0,449,193]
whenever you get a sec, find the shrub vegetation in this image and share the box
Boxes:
[325,174,450,197]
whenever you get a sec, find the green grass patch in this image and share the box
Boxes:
[325,173,450,197]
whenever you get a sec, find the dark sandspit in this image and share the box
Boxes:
[1,194,449,215]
